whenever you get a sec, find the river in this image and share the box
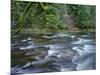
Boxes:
[11,32,96,74]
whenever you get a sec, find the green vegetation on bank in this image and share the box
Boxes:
[11,0,96,36]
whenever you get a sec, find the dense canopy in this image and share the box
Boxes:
[11,0,96,36]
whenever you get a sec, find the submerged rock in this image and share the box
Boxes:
[25,46,49,59]
[12,58,60,74]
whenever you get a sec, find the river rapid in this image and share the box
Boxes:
[11,32,96,74]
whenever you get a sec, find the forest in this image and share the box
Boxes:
[11,0,96,74]
[11,0,96,36]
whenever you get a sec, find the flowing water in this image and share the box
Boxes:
[11,32,96,74]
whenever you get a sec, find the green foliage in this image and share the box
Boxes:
[43,4,62,29]
[11,1,96,36]
[67,5,96,29]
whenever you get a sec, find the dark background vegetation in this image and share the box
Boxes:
[11,0,96,36]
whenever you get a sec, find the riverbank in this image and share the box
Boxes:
[11,28,96,35]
